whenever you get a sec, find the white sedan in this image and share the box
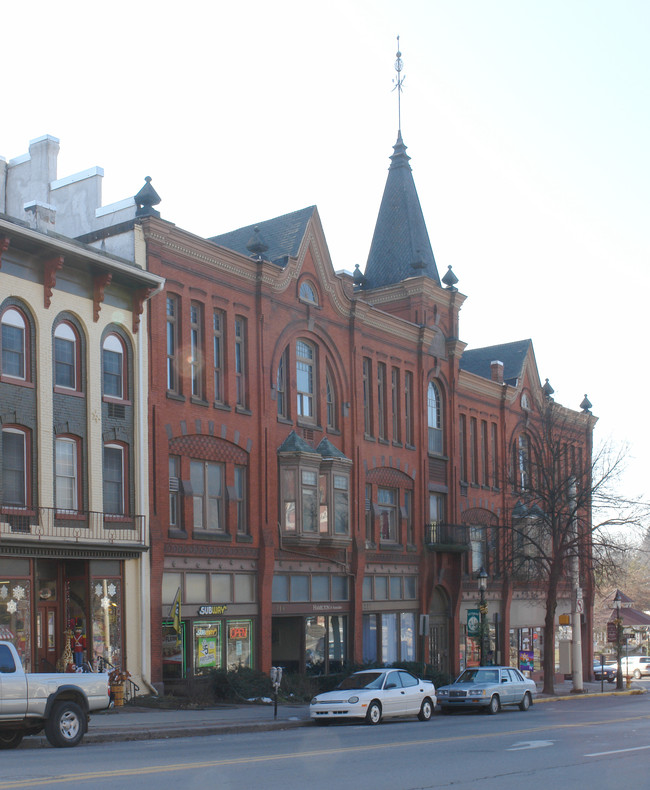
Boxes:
[310,668,436,725]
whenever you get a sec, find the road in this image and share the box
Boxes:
[1,693,649,790]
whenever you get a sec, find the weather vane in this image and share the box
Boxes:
[392,35,405,133]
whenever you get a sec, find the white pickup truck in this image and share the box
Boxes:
[0,641,110,749]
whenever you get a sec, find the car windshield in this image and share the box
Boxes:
[455,669,500,684]
[337,672,385,690]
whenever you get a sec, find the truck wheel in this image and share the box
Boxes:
[45,701,86,748]
[0,731,24,749]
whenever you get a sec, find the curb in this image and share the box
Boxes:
[535,688,644,703]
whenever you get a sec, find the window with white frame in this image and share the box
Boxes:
[1,308,27,380]
[103,444,125,515]
[102,335,124,399]
[54,323,78,390]
[191,460,224,531]
[190,302,203,399]
[427,381,443,454]
[2,428,27,507]
[296,340,315,420]
[378,487,398,542]
[55,437,79,511]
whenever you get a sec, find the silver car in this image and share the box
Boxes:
[437,666,536,714]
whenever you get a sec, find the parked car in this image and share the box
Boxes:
[0,641,110,749]
[310,668,436,725]
[620,656,650,679]
[593,661,617,682]
[436,666,536,715]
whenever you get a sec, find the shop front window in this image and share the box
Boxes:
[91,578,122,672]
[0,574,31,670]
[162,621,185,680]
[305,615,346,674]
[193,621,222,674]
[226,619,252,669]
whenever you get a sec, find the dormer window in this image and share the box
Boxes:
[299,281,318,305]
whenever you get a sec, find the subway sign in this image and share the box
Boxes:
[197,605,228,616]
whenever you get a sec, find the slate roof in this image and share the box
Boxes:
[209,206,316,266]
[363,133,440,289]
[277,431,319,455]
[460,339,533,386]
[316,437,350,461]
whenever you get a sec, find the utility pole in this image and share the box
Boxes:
[569,479,583,692]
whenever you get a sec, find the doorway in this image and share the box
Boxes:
[429,586,450,676]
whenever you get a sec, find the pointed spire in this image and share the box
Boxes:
[580,394,593,414]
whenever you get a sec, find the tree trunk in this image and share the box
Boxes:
[542,566,561,695]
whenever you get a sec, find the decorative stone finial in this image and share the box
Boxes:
[135,177,161,218]
[580,394,592,414]
[542,378,554,398]
[442,265,458,290]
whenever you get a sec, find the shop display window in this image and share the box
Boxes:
[162,621,185,680]
[226,619,252,669]
[91,577,122,672]
[193,621,221,674]
[0,578,31,670]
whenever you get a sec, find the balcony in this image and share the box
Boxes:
[425,522,469,553]
[0,506,145,551]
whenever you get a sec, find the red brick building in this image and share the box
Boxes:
[142,131,595,688]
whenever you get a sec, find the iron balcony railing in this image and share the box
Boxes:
[425,521,469,551]
[0,506,145,547]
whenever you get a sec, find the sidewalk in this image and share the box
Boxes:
[22,679,645,749]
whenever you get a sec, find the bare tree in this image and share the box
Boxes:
[503,398,647,695]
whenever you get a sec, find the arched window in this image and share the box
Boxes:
[102,334,125,400]
[54,322,79,390]
[296,340,315,421]
[299,281,318,305]
[427,381,443,454]
[1,308,27,380]
[518,434,530,491]
[276,347,288,419]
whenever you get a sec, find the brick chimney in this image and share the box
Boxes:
[490,360,504,384]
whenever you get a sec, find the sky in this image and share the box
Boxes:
[3,0,649,506]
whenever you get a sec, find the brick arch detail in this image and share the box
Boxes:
[169,434,248,464]
[461,508,498,527]
[366,467,414,488]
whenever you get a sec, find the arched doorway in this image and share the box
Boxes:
[429,586,450,675]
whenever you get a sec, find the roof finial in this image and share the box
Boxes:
[392,36,405,134]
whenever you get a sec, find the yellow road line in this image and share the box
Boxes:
[2,713,650,789]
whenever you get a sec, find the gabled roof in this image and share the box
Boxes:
[209,206,316,266]
[363,133,440,289]
[460,339,533,386]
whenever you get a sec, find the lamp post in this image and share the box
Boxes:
[478,567,489,666]
[614,591,623,691]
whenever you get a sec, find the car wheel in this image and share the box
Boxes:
[44,701,86,748]
[0,731,24,750]
[518,692,532,712]
[487,695,500,715]
[633,669,642,680]
[418,698,434,721]
[365,700,382,725]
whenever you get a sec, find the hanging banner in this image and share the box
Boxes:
[467,609,480,636]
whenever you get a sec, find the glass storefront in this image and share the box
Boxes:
[362,612,416,664]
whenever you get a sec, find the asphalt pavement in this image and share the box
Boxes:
[21,678,645,749]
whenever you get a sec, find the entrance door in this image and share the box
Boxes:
[429,587,450,676]
[37,602,59,672]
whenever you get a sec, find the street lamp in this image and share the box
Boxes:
[478,567,489,666]
[614,590,623,691]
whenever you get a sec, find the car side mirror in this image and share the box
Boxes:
[385,682,397,689]
[501,678,508,683]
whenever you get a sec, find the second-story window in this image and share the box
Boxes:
[391,367,401,443]
[404,371,413,446]
[166,295,179,393]
[169,455,181,528]
[277,347,288,419]
[190,302,203,399]
[378,487,398,542]
[213,309,225,404]
[362,357,373,437]
[55,436,79,511]
[103,443,125,515]
[191,460,224,532]
[235,317,247,408]
[377,362,387,441]
[491,423,499,488]
[326,367,337,430]
[296,340,314,421]
[427,382,443,455]
[470,417,478,484]
[234,465,247,535]
[2,427,28,507]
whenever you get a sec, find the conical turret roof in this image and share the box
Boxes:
[363,133,440,289]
